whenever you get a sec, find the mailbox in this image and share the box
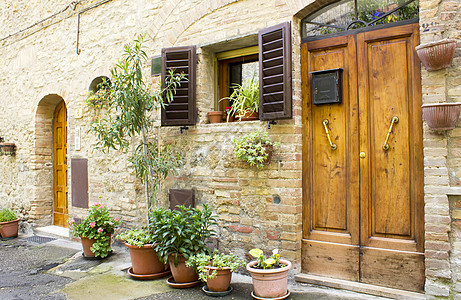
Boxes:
[311,68,343,105]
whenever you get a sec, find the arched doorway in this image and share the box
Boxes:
[33,95,68,227]
[300,0,424,292]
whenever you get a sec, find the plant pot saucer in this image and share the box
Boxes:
[127,267,171,280]
[202,285,233,297]
[251,290,291,300]
[82,250,113,260]
[166,276,201,289]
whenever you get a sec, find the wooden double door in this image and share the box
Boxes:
[301,23,424,292]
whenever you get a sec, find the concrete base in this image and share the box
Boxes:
[35,225,70,239]
[295,273,425,300]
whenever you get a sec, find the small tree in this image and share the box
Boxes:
[89,34,184,212]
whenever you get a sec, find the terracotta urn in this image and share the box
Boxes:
[205,266,232,292]
[422,103,461,130]
[415,39,457,71]
[125,243,167,275]
[246,259,292,299]
[208,111,223,123]
[0,219,19,238]
[168,254,199,283]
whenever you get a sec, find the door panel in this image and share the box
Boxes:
[53,101,68,227]
[302,35,360,281]
[302,23,423,292]
[358,24,424,291]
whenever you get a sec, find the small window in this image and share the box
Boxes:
[217,47,259,115]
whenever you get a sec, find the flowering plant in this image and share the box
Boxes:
[69,203,121,258]
[249,248,285,269]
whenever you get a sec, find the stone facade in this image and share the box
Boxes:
[0,0,459,297]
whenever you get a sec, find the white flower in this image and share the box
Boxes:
[272,249,279,255]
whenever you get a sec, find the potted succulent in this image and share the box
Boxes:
[233,129,280,169]
[0,208,19,239]
[223,77,259,121]
[117,228,169,279]
[149,204,217,285]
[186,250,244,294]
[246,248,292,299]
[69,202,121,258]
[415,38,457,71]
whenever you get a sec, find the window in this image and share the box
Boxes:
[217,46,259,114]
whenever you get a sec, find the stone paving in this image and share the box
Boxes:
[0,234,393,300]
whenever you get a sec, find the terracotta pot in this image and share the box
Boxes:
[0,219,19,238]
[205,266,232,292]
[246,259,292,298]
[208,111,223,123]
[168,254,199,283]
[80,235,111,257]
[125,243,167,275]
[0,143,16,156]
[415,39,457,71]
[422,103,461,130]
[241,111,259,121]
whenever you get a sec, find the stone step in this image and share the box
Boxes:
[34,225,70,240]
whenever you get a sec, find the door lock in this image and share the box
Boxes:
[360,152,366,159]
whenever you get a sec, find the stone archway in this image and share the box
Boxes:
[31,94,66,226]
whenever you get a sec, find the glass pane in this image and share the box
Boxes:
[242,61,259,85]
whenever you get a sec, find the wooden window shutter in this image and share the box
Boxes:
[258,22,292,120]
[161,46,196,126]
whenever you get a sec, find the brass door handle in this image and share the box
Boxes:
[322,119,337,150]
[382,116,399,151]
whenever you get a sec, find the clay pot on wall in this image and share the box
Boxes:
[246,259,292,299]
[415,39,457,71]
[0,219,19,239]
[0,143,16,156]
[422,103,461,130]
[208,111,223,123]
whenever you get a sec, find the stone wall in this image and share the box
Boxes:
[420,0,460,298]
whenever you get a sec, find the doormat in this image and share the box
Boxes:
[23,235,57,244]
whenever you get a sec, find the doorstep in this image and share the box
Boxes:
[34,225,70,240]
[295,273,425,300]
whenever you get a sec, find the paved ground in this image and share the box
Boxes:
[0,235,393,300]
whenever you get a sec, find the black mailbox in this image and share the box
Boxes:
[311,68,343,105]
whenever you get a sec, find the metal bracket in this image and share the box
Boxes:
[180,126,189,134]
[267,120,277,129]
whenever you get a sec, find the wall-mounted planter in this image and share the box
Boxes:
[0,143,16,156]
[422,103,461,130]
[415,39,457,71]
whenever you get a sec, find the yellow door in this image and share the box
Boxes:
[53,101,68,227]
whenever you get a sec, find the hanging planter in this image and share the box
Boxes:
[0,143,16,156]
[422,103,461,130]
[415,39,457,71]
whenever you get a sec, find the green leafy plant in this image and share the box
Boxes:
[232,129,280,169]
[116,228,153,248]
[88,34,185,210]
[0,208,17,222]
[249,248,285,269]
[149,204,217,266]
[69,203,121,258]
[186,250,244,282]
[221,76,259,121]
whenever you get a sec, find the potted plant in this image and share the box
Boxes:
[0,208,19,239]
[149,204,217,285]
[0,142,16,156]
[223,77,259,121]
[117,228,169,279]
[207,111,223,123]
[233,129,280,169]
[246,248,292,299]
[186,250,244,295]
[69,203,121,258]
[422,103,461,130]
[415,38,457,71]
